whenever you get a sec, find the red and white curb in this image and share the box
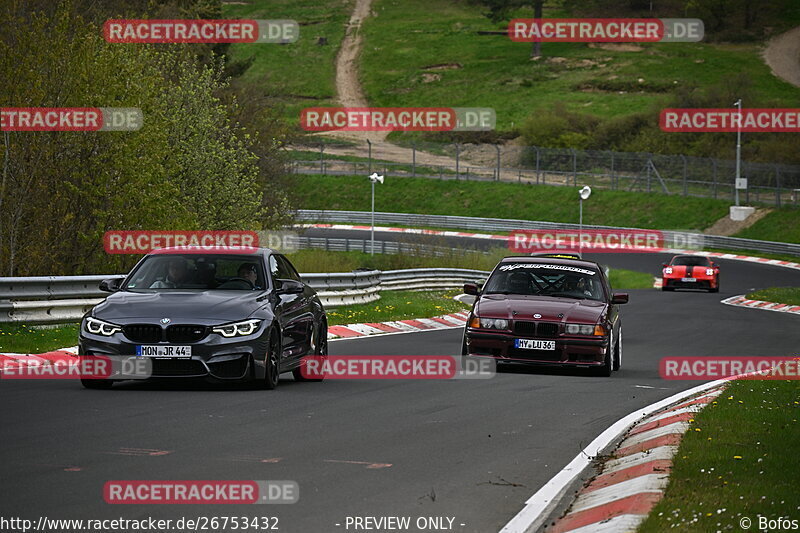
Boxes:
[0,346,78,368]
[721,294,800,315]
[301,224,800,271]
[499,379,731,533]
[327,311,468,340]
[299,223,508,242]
[543,388,725,533]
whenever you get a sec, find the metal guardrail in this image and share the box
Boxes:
[0,267,488,324]
[296,236,486,256]
[297,210,800,257]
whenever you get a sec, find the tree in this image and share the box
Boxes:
[0,0,290,275]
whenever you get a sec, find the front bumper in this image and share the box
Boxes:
[464,329,608,366]
[663,276,716,289]
[79,328,269,380]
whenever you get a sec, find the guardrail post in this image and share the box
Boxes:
[412,141,416,177]
[775,165,782,207]
[495,145,501,181]
[535,146,541,184]
[319,143,325,174]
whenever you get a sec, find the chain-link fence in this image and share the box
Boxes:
[289,139,800,207]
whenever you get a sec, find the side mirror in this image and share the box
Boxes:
[661,263,668,268]
[612,293,629,304]
[99,278,122,293]
[463,283,480,296]
[277,279,304,294]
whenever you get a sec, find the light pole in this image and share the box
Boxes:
[578,186,592,252]
[368,172,384,255]
[734,99,743,207]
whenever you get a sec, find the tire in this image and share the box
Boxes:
[710,277,720,293]
[293,320,327,383]
[612,327,622,371]
[461,335,468,356]
[262,329,281,390]
[81,378,113,390]
[661,280,673,291]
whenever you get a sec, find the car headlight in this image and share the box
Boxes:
[566,323,606,336]
[84,317,122,336]
[212,319,263,338]
[664,267,673,274]
[472,317,508,329]
[705,268,714,276]
[566,323,594,335]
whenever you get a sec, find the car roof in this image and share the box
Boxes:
[148,246,274,256]
[498,255,603,270]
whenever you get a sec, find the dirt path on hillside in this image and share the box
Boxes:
[703,208,772,236]
[763,26,800,87]
[319,0,389,143]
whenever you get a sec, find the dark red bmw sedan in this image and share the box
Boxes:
[462,256,628,376]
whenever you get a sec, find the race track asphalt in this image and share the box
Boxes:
[1,227,798,532]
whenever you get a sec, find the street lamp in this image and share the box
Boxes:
[369,172,384,255]
[579,186,592,252]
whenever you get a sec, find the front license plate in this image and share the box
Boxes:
[136,345,192,358]
[681,277,697,282]
[514,339,555,350]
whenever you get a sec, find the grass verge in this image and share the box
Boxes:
[638,379,800,532]
[0,324,79,354]
[326,290,466,325]
[745,287,800,306]
[609,269,654,290]
[292,174,731,231]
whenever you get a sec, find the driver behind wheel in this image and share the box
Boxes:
[237,263,260,288]
[563,275,593,297]
[149,258,190,288]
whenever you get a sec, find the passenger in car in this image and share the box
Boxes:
[149,258,190,288]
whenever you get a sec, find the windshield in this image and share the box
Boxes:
[122,254,265,291]
[483,263,604,301]
[672,256,710,266]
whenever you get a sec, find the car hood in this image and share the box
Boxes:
[476,294,606,323]
[91,290,264,324]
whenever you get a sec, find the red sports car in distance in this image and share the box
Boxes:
[661,255,719,292]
